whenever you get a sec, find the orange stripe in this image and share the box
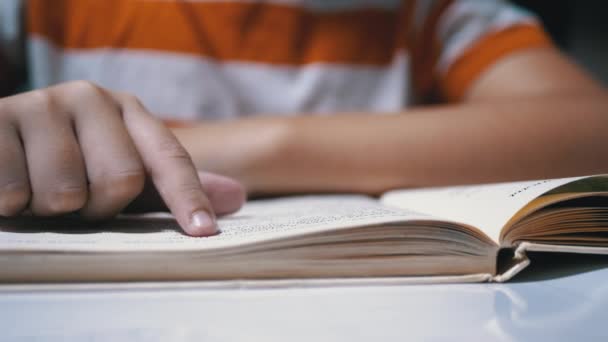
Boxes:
[441,24,553,102]
[27,0,406,66]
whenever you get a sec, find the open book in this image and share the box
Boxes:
[2,175,608,283]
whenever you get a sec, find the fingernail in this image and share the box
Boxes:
[190,211,217,236]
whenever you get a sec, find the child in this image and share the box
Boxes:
[0,0,606,236]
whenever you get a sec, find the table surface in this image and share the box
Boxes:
[2,253,608,341]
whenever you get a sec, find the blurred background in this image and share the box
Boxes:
[514,1,608,84]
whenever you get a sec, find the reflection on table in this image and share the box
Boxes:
[1,253,607,341]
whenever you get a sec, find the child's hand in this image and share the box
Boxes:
[0,81,245,236]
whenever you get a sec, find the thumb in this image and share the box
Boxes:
[124,172,246,217]
[198,172,246,216]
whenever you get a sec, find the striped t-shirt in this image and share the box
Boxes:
[0,0,551,121]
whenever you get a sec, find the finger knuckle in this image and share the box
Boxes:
[66,80,107,102]
[67,80,100,93]
[52,141,83,167]
[177,183,209,206]
[35,184,88,215]
[0,181,30,216]
[29,89,60,114]
[158,138,192,162]
[94,169,146,203]
[119,92,139,105]
[122,93,149,115]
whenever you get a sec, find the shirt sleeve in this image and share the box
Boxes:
[411,0,553,103]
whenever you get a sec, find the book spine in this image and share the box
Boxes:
[491,244,531,283]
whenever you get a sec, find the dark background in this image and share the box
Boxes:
[514,1,608,84]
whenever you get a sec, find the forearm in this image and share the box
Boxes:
[176,92,608,195]
[173,116,291,191]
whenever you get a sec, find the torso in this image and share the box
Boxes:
[27,0,416,119]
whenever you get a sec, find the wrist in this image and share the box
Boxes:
[171,117,294,194]
[231,116,294,194]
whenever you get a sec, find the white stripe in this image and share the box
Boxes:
[146,0,403,11]
[436,0,537,74]
[29,37,412,119]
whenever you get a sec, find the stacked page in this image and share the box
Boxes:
[1,175,608,282]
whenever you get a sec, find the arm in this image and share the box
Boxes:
[175,47,608,195]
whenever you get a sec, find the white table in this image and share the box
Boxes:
[1,254,607,341]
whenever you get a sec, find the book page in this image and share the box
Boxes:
[0,195,429,253]
[380,176,588,243]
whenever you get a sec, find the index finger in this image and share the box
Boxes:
[113,93,217,236]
